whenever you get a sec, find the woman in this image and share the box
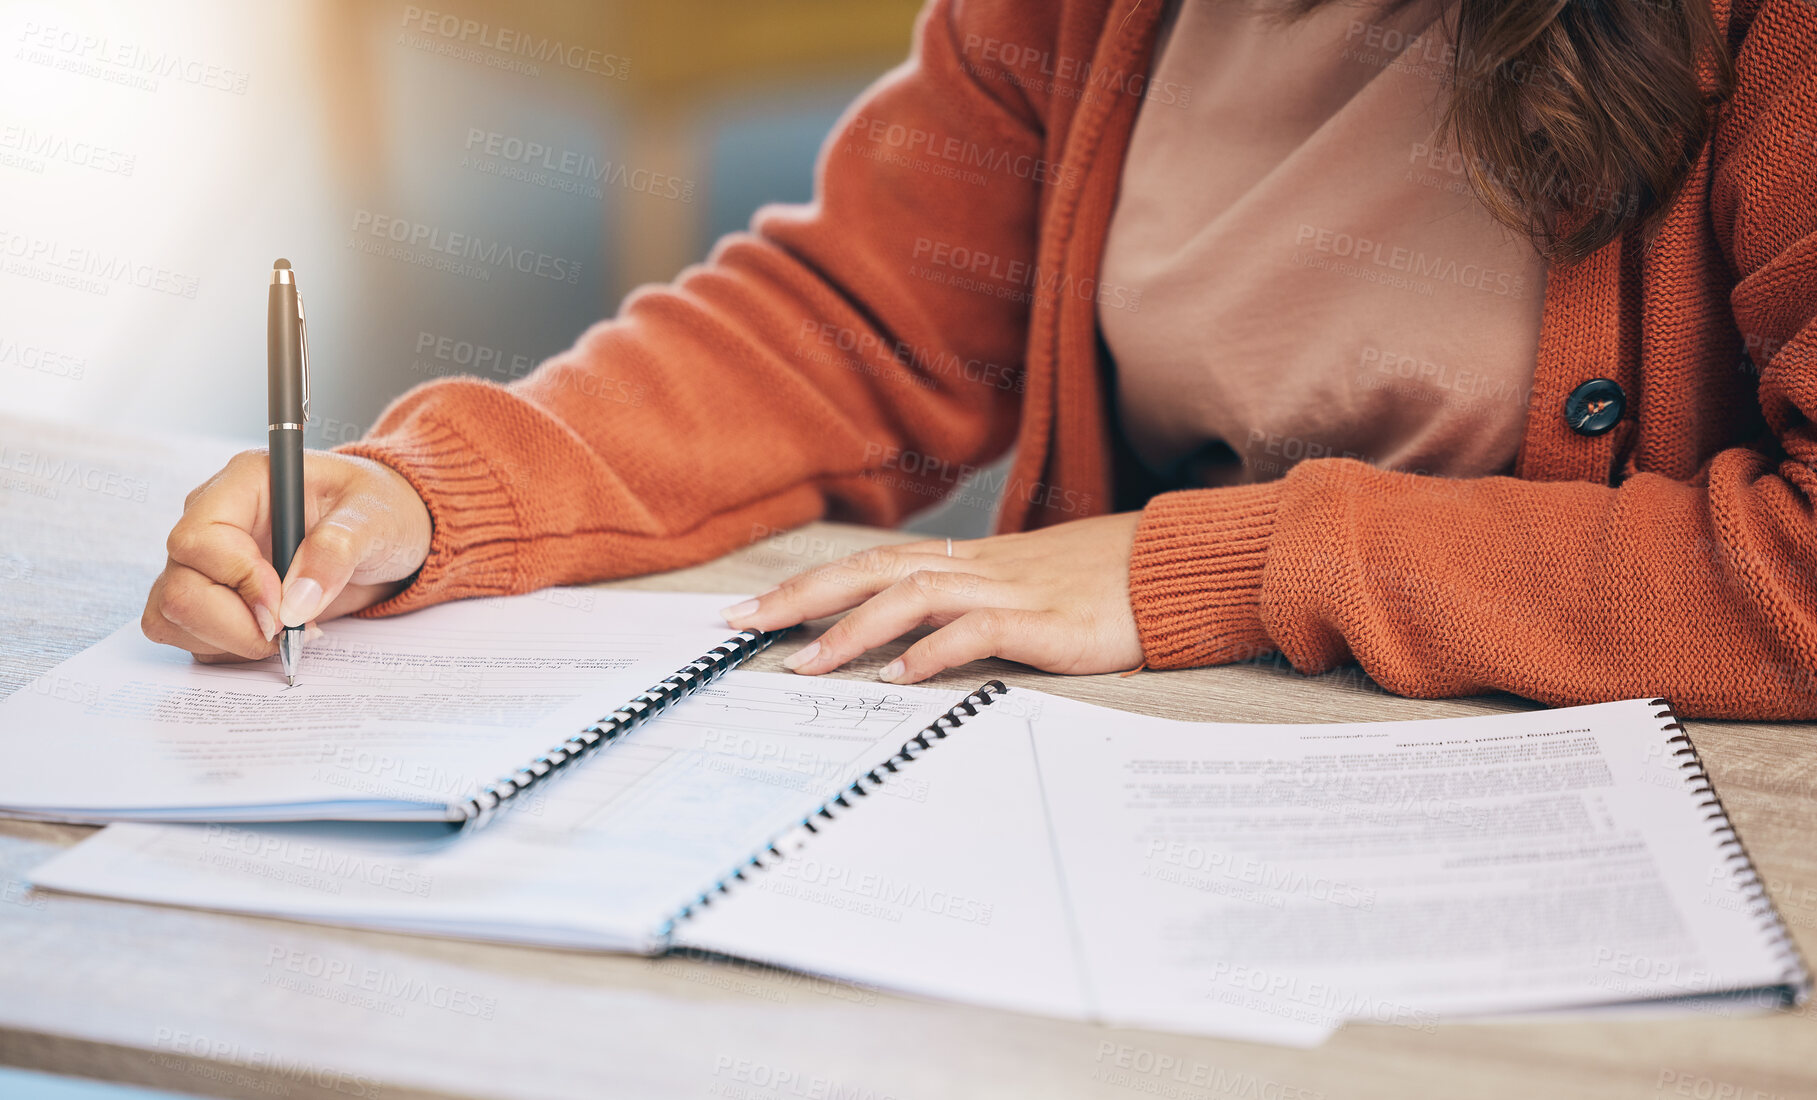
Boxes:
[144,0,1817,718]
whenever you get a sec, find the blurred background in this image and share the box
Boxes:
[2,0,994,537]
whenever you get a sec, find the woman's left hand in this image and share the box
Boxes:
[721,512,1146,684]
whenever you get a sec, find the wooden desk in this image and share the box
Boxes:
[2,411,1813,1100]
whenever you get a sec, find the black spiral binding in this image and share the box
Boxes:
[448,629,785,830]
[653,679,1009,942]
[1653,697,1812,1005]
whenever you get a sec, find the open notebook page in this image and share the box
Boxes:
[30,672,961,952]
[674,690,1335,1046]
[1023,693,1806,1029]
[679,690,1804,1040]
[0,590,753,821]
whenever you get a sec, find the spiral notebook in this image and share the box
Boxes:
[32,679,1811,1044]
[0,589,787,824]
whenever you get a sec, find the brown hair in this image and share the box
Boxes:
[1287,0,1734,264]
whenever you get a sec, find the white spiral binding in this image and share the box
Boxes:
[655,679,1010,942]
[1654,697,1812,1004]
[449,629,784,830]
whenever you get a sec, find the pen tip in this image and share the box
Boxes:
[273,257,291,270]
[287,674,296,687]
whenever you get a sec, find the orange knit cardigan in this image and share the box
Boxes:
[344,0,1817,719]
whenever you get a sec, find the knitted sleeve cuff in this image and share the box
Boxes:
[335,417,525,617]
[1128,482,1284,669]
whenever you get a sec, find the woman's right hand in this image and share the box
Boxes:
[142,450,433,662]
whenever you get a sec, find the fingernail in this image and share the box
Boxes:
[279,577,323,628]
[253,605,279,640]
[720,597,760,624]
[303,622,325,643]
[782,640,821,671]
[879,659,905,683]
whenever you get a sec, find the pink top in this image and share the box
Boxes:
[1098,0,1548,487]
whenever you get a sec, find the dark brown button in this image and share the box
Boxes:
[1564,379,1624,436]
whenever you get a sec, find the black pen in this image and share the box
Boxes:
[268,259,309,685]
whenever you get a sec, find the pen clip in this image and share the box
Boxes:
[296,290,311,424]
